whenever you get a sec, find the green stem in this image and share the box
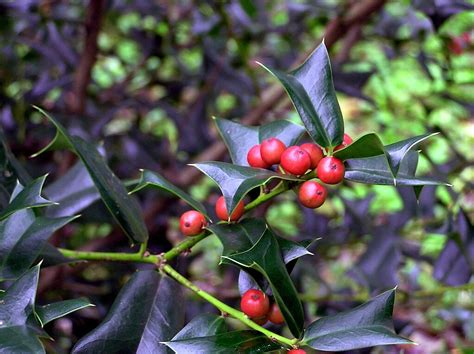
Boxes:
[58,248,158,264]
[138,241,148,256]
[162,264,296,348]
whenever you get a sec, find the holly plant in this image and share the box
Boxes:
[0,42,448,353]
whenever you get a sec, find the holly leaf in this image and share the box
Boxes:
[210,220,304,337]
[0,265,45,354]
[36,298,94,327]
[0,176,54,221]
[384,133,438,177]
[0,181,78,280]
[333,133,385,160]
[163,330,281,354]
[130,170,208,217]
[192,161,300,217]
[258,42,344,148]
[214,117,306,166]
[345,151,449,187]
[32,106,148,244]
[170,313,227,340]
[302,289,413,351]
[72,271,184,354]
[44,161,98,217]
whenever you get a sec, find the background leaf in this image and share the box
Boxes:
[192,161,300,216]
[131,169,208,217]
[302,289,413,351]
[32,107,148,244]
[72,271,184,354]
[214,117,305,166]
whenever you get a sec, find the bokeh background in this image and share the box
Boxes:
[1,0,473,352]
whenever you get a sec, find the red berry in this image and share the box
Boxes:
[260,138,286,165]
[334,133,353,151]
[247,144,270,169]
[215,196,245,222]
[280,146,311,175]
[317,157,345,184]
[240,289,270,318]
[288,349,306,354]
[268,303,284,324]
[449,37,464,55]
[179,211,207,236]
[252,315,268,326]
[298,181,327,208]
[300,143,324,169]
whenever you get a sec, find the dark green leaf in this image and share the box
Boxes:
[384,133,438,176]
[32,106,148,244]
[171,314,227,340]
[0,213,79,280]
[164,330,281,354]
[0,176,53,221]
[192,161,300,217]
[72,271,184,354]
[36,298,94,327]
[0,264,45,354]
[333,133,385,160]
[302,289,413,351]
[345,152,449,187]
[210,220,304,337]
[44,161,98,217]
[130,170,208,217]
[214,117,305,166]
[37,243,74,267]
[258,42,344,148]
[0,325,45,354]
[0,129,31,209]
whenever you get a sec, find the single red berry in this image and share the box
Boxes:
[179,210,207,236]
[280,146,311,175]
[317,156,345,184]
[334,133,353,151]
[288,349,306,354]
[260,138,286,165]
[252,315,268,326]
[268,303,284,324]
[298,180,327,208]
[300,143,324,169]
[240,289,270,318]
[247,144,270,169]
[215,196,245,222]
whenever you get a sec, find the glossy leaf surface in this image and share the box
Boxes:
[164,330,281,354]
[345,152,448,186]
[0,176,53,221]
[171,313,227,340]
[192,161,300,216]
[36,298,93,327]
[214,117,305,166]
[72,271,184,354]
[303,289,413,351]
[259,42,344,148]
[32,107,148,244]
[131,169,208,217]
[210,219,304,337]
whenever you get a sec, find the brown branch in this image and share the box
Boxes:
[66,0,106,114]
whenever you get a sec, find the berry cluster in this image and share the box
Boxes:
[179,196,246,236]
[240,289,284,326]
[240,289,306,353]
[247,134,352,209]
